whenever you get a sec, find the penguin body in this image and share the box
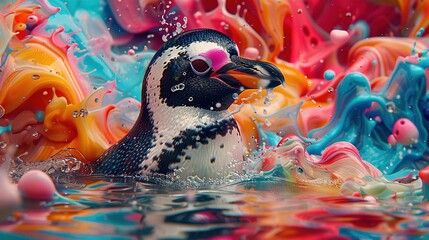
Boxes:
[94,29,284,180]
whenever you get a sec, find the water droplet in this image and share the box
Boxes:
[0,105,4,118]
[264,88,274,106]
[94,98,99,103]
[32,132,40,138]
[79,109,88,117]
[263,109,268,115]
[327,87,334,93]
[345,12,352,17]
[0,141,7,149]
[232,93,239,100]
[42,91,48,96]
[62,158,82,173]
[32,74,40,80]
[215,103,221,108]
[297,9,302,14]
[171,83,185,92]
[128,49,135,56]
[72,110,79,118]
[386,102,396,113]
[264,119,271,126]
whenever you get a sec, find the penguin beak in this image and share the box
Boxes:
[213,55,285,90]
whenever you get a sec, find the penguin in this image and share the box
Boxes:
[93,29,284,180]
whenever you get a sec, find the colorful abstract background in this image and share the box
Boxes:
[2,0,429,178]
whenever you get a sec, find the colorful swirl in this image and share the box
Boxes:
[1,0,429,186]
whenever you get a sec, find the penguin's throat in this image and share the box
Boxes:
[148,104,233,136]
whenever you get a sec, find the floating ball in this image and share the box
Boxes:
[392,118,419,146]
[18,170,56,201]
[27,15,39,25]
[243,47,259,60]
[128,49,135,56]
[330,29,350,45]
[323,70,335,80]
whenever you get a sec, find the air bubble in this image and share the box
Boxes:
[386,102,396,113]
[215,103,221,108]
[72,110,79,118]
[80,109,88,117]
[171,83,185,92]
[188,97,193,102]
[232,93,239,100]
[327,87,334,93]
[32,74,40,80]
[0,141,7,149]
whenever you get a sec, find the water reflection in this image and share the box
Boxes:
[1,176,429,239]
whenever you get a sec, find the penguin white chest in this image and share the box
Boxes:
[172,126,245,180]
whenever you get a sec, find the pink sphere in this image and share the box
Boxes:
[243,47,259,60]
[18,170,56,201]
[330,29,350,45]
[392,118,419,146]
[128,49,135,56]
[387,134,397,146]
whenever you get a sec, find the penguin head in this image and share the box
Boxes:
[143,29,284,112]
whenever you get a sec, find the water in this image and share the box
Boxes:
[0,174,428,239]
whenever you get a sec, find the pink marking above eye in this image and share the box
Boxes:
[200,49,229,71]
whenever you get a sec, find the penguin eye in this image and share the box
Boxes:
[190,56,212,75]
